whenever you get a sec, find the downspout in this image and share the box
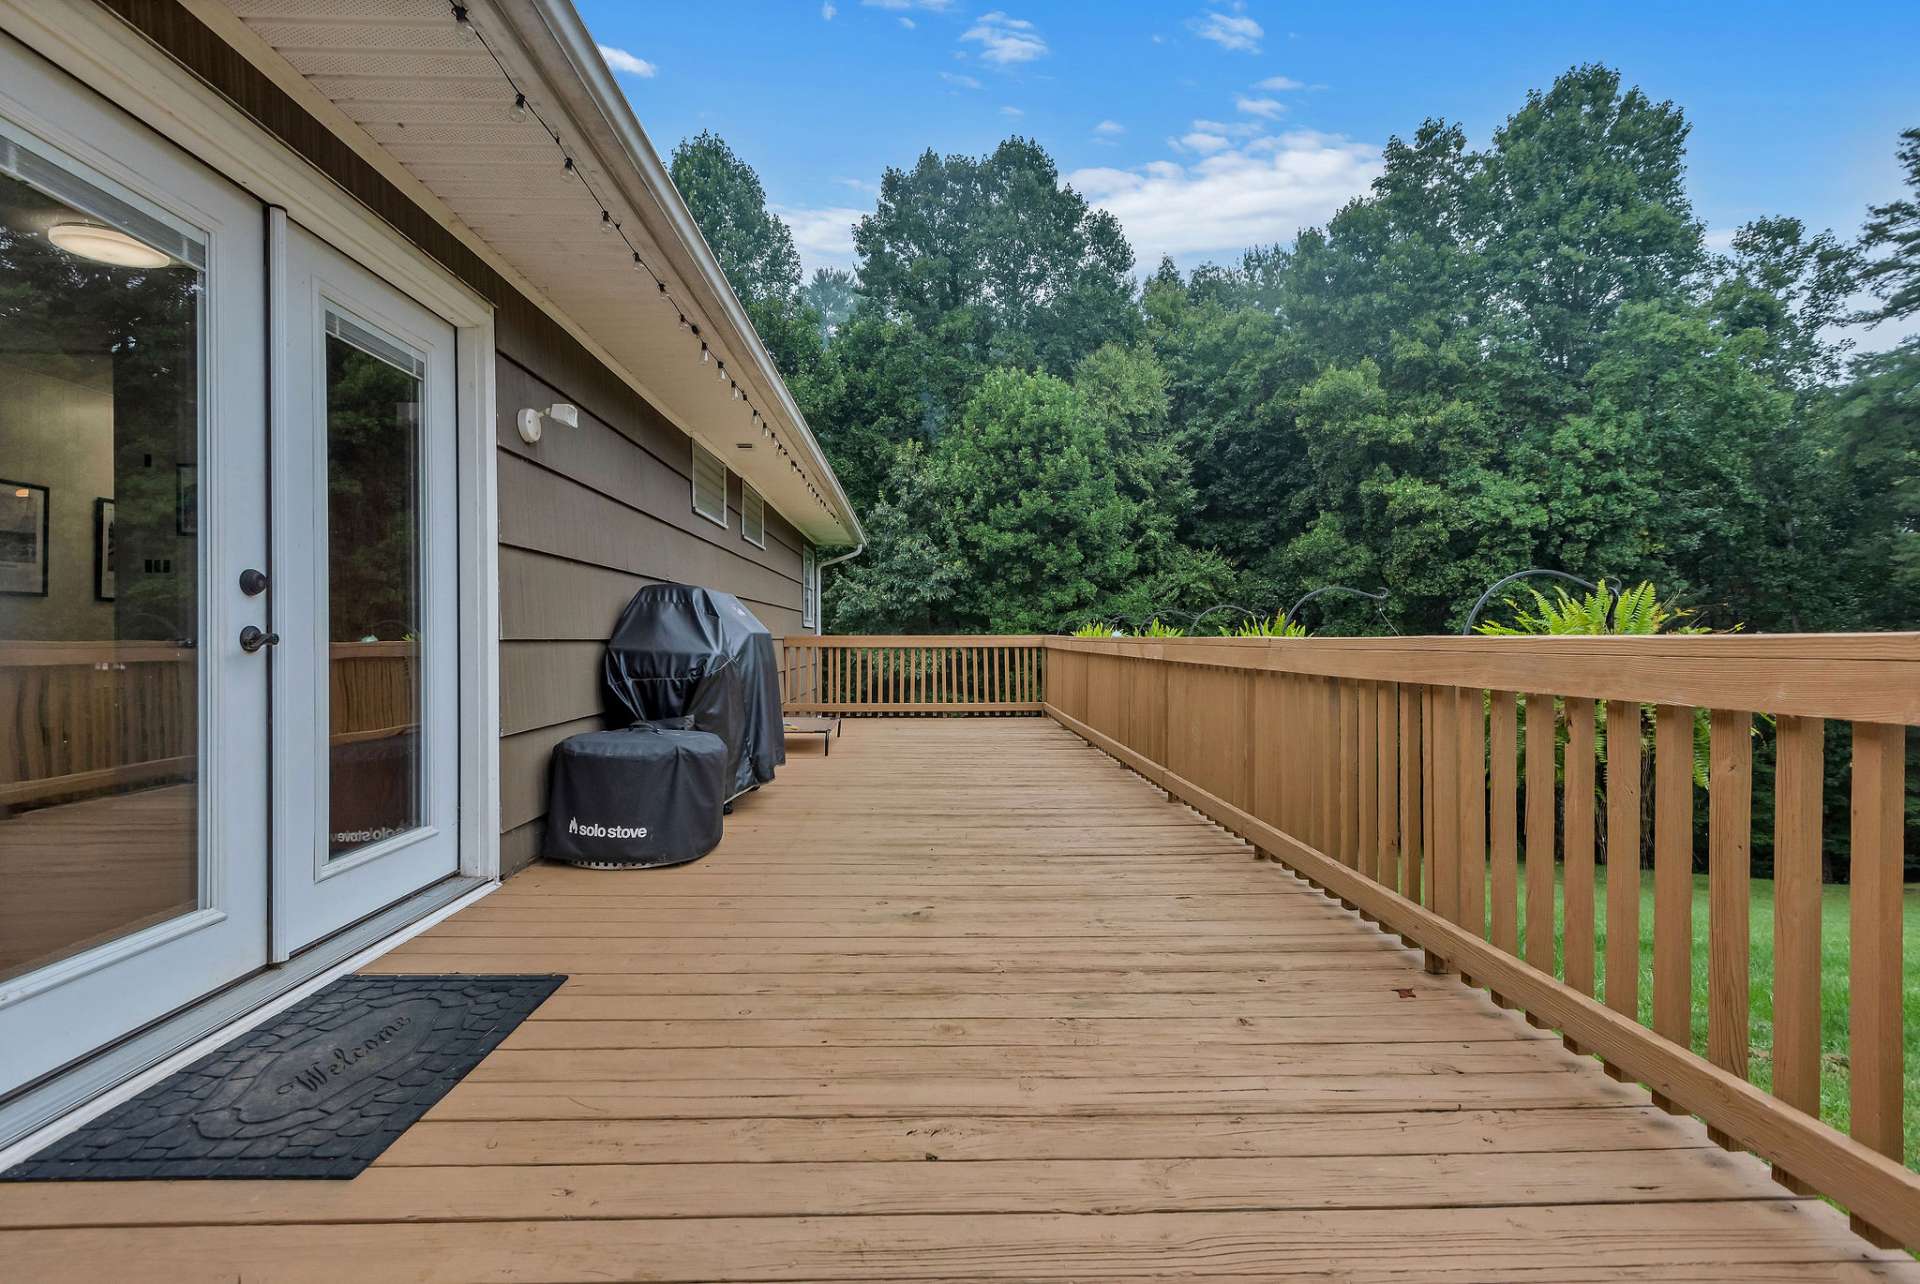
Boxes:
[813,541,866,636]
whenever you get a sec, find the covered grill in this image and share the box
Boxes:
[602,584,784,798]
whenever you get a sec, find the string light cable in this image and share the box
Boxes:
[449,3,836,516]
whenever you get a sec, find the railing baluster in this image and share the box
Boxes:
[1377,682,1400,895]
[1604,701,1643,1023]
[1430,685,1461,925]
[1401,686,1423,905]
[1357,682,1379,881]
[1564,697,1598,997]
[1652,703,1695,1078]
[1339,681,1360,867]
[1489,691,1520,954]
[1459,686,1488,940]
[1524,693,1557,974]
[1849,719,1906,1245]
[1707,707,1752,1102]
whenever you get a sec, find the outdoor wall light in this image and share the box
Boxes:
[47,221,171,269]
[516,403,578,444]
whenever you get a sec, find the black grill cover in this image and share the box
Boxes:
[602,585,784,796]
[545,724,728,867]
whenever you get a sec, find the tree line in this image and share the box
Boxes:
[670,63,1916,642]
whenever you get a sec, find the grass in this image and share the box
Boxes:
[1508,864,1920,1173]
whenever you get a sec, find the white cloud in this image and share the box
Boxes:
[940,70,983,89]
[821,2,836,18]
[1001,105,1024,117]
[962,11,1048,65]
[597,45,656,78]
[775,205,867,276]
[837,176,880,194]
[1176,131,1230,155]
[1703,228,1738,253]
[1093,119,1125,136]
[1068,129,1382,267]
[1254,74,1304,90]
[900,16,916,27]
[1235,95,1284,119]
[861,0,953,8]
[1191,10,1263,53]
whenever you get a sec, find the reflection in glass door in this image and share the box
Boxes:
[323,312,424,859]
[0,153,203,986]
[0,49,268,1103]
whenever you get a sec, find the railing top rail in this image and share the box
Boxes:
[1045,633,1920,723]
[776,634,1049,647]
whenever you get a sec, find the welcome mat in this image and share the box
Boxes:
[4,974,564,1181]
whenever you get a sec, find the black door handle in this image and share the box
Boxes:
[239,625,279,653]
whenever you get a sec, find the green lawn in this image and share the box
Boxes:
[1508,865,1920,1173]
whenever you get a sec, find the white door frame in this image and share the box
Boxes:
[269,220,466,957]
[0,1,501,897]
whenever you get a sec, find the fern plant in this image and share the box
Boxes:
[1070,621,1124,638]
[1221,614,1310,637]
[1473,579,1708,638]
[1140,618,1188,637]
[1475,579,1745,798]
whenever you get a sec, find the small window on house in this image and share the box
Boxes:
[802,545,818,629]
[741,483,766,549]
[691,440,727,527]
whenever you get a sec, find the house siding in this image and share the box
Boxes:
[95,0,812,879]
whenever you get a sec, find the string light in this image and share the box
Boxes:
[449,2,832,515]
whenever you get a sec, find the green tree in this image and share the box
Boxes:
[668,131,822,383]
[854,138,1137,378]
[928,369,1138,631]
[1474,64,1703,385]
[801,267,861,341]
[1855,127,1920,326]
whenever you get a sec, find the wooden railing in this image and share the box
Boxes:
[0,640,416,807]
[776,635,1046,714]
[0,641,195,807]
[1044,633,1919,1249]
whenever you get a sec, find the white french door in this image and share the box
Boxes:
[269,223,460,957]
[0,44,269,1096]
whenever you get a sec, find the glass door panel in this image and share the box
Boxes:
[324,311,424,860]
[0,159,203,984]
[0,45,268,1102]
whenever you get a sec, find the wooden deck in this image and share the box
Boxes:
[1,718,1911,1281]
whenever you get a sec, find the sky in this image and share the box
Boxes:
[578,0,1920,351]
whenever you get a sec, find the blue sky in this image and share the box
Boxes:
[579,0,1919,349]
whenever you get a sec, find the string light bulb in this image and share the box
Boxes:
[510,92,528,122]
[700,343,710,363]
[562,156,575,180]
[452,4,478,40]
[599,210,614,233]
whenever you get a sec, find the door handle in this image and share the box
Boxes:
[239,625,280,654]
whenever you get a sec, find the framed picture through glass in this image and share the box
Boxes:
[0,480,49,596]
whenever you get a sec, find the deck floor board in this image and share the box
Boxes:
[0,718,1907,1280]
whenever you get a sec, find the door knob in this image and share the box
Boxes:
[239,625,280,653]
[239,568,269,596]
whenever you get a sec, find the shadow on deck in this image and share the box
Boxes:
[0,719,1909,1280]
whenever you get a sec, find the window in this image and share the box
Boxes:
[802,545,818,630]
[741,483,765,549]
[690,440,727,527]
